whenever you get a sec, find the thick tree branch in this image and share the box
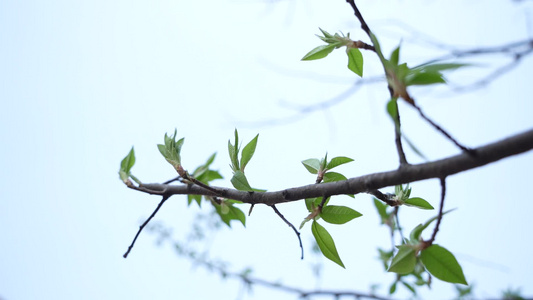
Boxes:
[131,129,533,206]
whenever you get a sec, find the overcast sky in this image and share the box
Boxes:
[1,0,533,299]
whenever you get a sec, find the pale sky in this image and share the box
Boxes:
[1,0,533,299]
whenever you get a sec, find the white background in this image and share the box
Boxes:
[1,0,533,299]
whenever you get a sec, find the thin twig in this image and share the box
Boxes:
[345,0,373,38]
[123,195,170,258]
[185,173,225,196]
[394,207,405,243]
[271,205,304,259]
[427,177,447,245]
[410,103,474,154]
[163,176,181,184]
[367,190,395,206]
[391,100,409,166]
[317,195,330,210]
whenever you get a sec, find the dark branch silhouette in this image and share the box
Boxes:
[131,128,533,205]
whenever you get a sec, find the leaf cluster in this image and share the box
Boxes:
[302,28,364,77]
[157,129,185,174]
[228,129,262,192]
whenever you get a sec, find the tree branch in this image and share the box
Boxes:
[132,129,533,206]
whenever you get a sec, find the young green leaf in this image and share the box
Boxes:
[388,245,417,274]
[405,71,446,86]
[420,244,467,285]
[326,156,354,170]
[321,205,362,224]
[188,194,202,207]
[389,45,400,67]
[386,98,399,121]
[373,198,390,224]
[119,147,135,183]
[401,281,417,295]
[346,47,363,76]
[302,158,321,174]
[230,170,254,192]
[215,202,246,227]
[312,221,345,268]
[228,129,240,172]
[411,63,469,73]
[404,197,434,210]
[402,134,428,160]
[240,134,259,172]
[305,197,321,212]
[158,130,184,170]
[409,209,455,242]
[322,172,348,183]
[389,281,397,295]
[302,44,338,61]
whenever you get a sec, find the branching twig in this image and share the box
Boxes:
[271,204,304,259]
[123,195,170,258]
[148,224,396,300]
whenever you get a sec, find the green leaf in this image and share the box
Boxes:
[302,44,338,61]
[388,245,417,274]
[402,134,427,160]
[240,134,259,171]
[326,156,354,170]
[373,198,390,224]
[405,71,445,86]
[120,147,135,173]
[321,205,362,224]
[322,172,348,183]
[192,153,217,178]
[318,27,333,40]
[119,147,135,183]
[389,281,397,294]
[386,98,399,121]
[305,197,321,212]
[404,197,434,210]
[389,45,400,67]
[188,194,202,207]
[402,281,417,295]
[157,144,168,158]
[412,63,469,73]
[228,130,240,172]
[346,47,363,76]
[420,244,467,285]
[230,170,254,192]
[158,130,184,169]
[302,158,321,174]
[311,221,345,268]
[200,170,223,182]
[409,209,455,242]
[215,202,246,227]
